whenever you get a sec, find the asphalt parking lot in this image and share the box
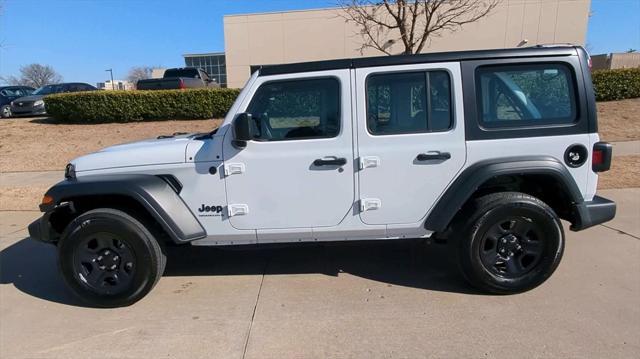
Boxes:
[0,188,638,359]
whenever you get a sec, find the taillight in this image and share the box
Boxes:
[178,79,185,89]
[588,57,592,70]
[592,149,603,166]
[592,142,612,172]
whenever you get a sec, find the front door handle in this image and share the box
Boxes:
[313,157,347,166]
[416,151,451,161]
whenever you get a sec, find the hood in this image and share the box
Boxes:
[72,133,197,172]
[13,95,44,102]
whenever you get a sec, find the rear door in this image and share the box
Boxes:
[355,62,466,225]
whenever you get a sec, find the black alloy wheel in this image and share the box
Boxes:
[478,217,545,279]
[457,192,564,294]
[73,232,137,295]
[58,208,165,307]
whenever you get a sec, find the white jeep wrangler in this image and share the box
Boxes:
[30,45,616,307]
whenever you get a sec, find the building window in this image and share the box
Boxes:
[183,53,227,87]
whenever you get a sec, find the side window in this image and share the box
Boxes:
[1,88,19,97]
[246,77,340,141]
[366,70,452,135]
[477,63,577,127]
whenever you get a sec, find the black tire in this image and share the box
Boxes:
[456,192,564,294]
[58,208,166,307]
[1,105,11,118]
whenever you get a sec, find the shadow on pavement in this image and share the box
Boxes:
[1,237,476,307]
[0,237,82,306]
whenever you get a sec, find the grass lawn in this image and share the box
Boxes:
[597,98,640,142]
[0,118,221,172]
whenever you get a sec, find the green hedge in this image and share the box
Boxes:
[45,88,241,123]
[592,68,640,102]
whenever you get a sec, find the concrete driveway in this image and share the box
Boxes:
[1,189,638,358]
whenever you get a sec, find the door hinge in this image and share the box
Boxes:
[359,156,380,170]
[228,204,249,217]
[224,163,245,176]
[360,198,381,212]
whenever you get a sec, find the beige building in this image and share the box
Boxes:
[96,80,135,91]
[591,52,640,70]
[223,0,590,88]
[151,68,167,79]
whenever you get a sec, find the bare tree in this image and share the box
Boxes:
[2,63,62,87]
[127,66,153,83]
[339,0,498,55]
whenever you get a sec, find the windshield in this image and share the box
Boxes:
[32,84,63,95]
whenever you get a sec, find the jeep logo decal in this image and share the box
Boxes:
[197,204,223,217]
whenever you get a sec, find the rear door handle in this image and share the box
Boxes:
[313,157,347,166]
[416,151,451,161]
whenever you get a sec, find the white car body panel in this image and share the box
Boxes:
[74,136,191,172]
[465,133,594,201]
[354,62,467,225]
[221,70,355,232]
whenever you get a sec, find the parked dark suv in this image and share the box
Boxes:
[0,86,35,118]
[10,82,96,116]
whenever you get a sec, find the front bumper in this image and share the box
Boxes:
[28,202,72,244]
[28,212,56,243]
[11,106,46,116]
[571,195,616,231]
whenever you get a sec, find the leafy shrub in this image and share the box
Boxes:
[45,88,241,123]
[591,68,640,101]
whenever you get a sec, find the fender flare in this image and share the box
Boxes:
[41,174,206,243]
[424,156,584,233]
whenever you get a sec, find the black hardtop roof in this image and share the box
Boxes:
[252,45,580,76]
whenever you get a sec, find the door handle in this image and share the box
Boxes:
[416,151,451,161]
[313,157,347,166]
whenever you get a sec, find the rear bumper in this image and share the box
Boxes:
[570,195,616,231]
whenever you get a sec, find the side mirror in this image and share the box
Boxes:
[232,113,254,148]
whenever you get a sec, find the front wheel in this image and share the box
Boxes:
[58,208,166,307]
[1,105,11,118]
[456,192,564,294]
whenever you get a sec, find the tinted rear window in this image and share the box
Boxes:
[477,63,577,128]
[164,69,200,78]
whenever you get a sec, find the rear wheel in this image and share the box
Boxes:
[1,105,11,118]
[456,192,564,294]
[58,208,166,307]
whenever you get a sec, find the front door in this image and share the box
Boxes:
[223,70,354,231]
[355,62,466,225]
